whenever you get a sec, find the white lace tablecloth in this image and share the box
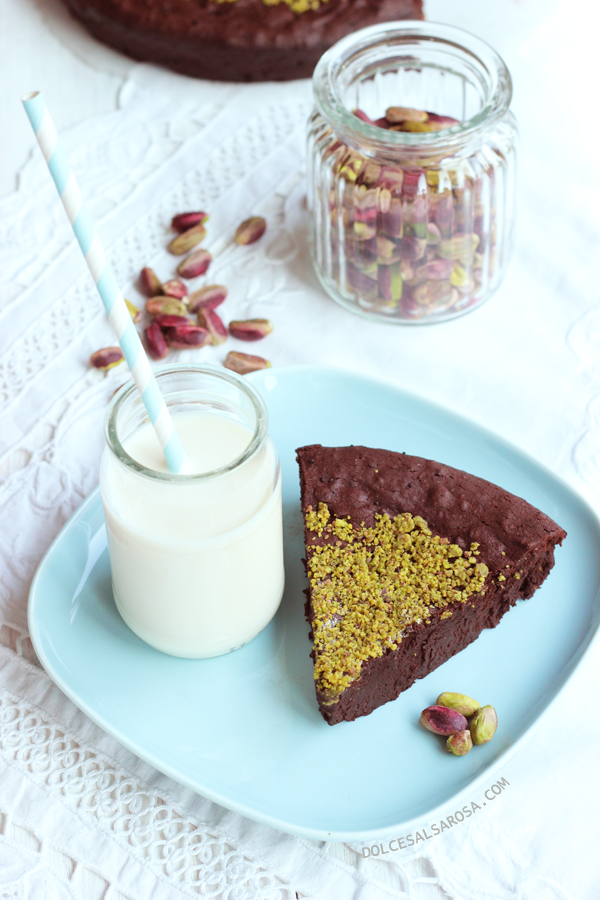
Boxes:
[1,0,600,897]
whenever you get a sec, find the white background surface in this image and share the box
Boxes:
[1,0,600,897]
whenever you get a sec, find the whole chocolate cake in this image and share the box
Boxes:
[296,445,566,725]
[63,0,423,82]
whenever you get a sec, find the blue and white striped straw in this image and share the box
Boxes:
[22,90,188,475]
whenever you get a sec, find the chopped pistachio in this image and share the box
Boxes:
[306,503,488,696]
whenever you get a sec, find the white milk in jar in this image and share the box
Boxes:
[100,365,284,658]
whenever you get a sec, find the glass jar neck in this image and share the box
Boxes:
[312,21,512,159]
[105,364,269,484]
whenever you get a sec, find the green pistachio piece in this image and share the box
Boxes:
[436,692,481,717]
[470,705,498,745]
[446,730,473,756]
[437,233,480,260]
[450,264,470,287]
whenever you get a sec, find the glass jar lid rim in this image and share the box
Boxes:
[312,20,513,150]
[105,363,269,483]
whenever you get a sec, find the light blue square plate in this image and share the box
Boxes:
[28,366,600,841]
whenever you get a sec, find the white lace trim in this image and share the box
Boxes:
[0,810,133,900]
[0,684,298,899]
[0,96,309,419]
[0,623,37,666]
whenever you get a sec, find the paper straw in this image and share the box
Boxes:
[22,90,188,475]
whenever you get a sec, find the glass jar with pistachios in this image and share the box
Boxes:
[307,21,517,324]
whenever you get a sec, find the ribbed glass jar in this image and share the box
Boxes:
[307,21,518,324]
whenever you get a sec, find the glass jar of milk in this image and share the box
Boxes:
[100,364,284,658]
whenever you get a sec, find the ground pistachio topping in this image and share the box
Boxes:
[305,503,489,697]
[211,0,327,12]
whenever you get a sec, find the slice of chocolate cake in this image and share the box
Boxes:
[296,445,566,725]
[62,0,423,83]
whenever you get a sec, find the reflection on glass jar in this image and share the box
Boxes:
[307,21,518,324]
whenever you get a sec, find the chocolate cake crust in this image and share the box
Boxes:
[63,0,423,82]
[296,445,566,724]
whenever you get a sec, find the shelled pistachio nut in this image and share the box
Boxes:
[436,693,481,717]
[228,319,273,341]
[124,299,142,323]
[139,267,162,298]
[224,351,271,375]
[161,279,188,299]
[145,323,170,360]
[437,233,480,260]
[163,324,211,350]
[419,706,468,736]
[470,705,498,745]
[197,308,227,345]
[177,249,212,279]
[171,211,208,233]
[153,314,191,329]
[167,224,207,256]
[235,216,266,246]
[145,297,188,317]
[446,730,473,756]
[385,106,428,124]
[187,284,228,312]
[90,347,124,370]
